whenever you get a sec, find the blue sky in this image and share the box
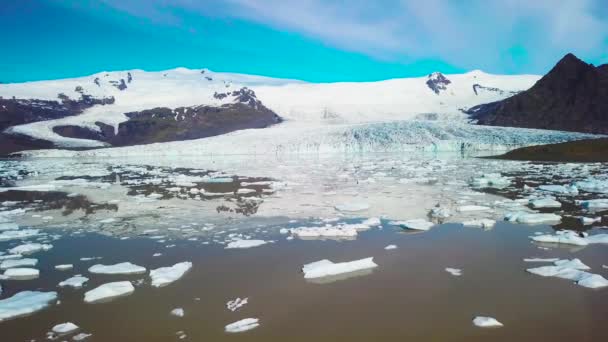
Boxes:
[2,0,608,83]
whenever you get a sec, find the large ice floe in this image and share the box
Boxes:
[8,243,53,255]
[84,281,135,303]
[88,262,146,275]
[0,291,57,322]
[3,267,40,280]
[578,199,608,211]
[0,258,38,269]
[527,259,608,289]
[149,262,192,287]
[0,229,40,242]
[302,257,378,281]
[531,230,608,247]
[225,318,260,333]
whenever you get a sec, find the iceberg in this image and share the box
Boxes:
[9,243,53,255]
[462,219,496,229]
[0,258,38,270]
[529,198,561,209]
[59,276,89,289]
[504,212,561,224]
[538,184,578,195]
[0,229,40,242]
[390,219,434,231]
[527,258,608,289]
[52,322,79,334]
[0,291,57,322]
[150,262,192,287]
[302,257,378,280]
[84,281,135,303]
[3,267,39,280]
[578,199,608,211]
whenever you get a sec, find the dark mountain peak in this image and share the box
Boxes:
[544,53,594,79]
[426,72,451,94]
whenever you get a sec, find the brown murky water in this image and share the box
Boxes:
[2,221,608,341]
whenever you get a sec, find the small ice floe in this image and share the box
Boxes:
[302,257,377,280]
[527,259,608,289]
[72,332,92,341]
[538,184,578,195]
[59,276,89,289]
[504,212,561,224]
[0,229,40,242]
[529,198,561,209]
[9,243,53,255]
[1,258,38,269]
[0,291,57,322]
[225,318,260,333]
[55,264,74,271]
[462,219,496,229]
[3,268,39,280]
[445,268,462,276]
[579,216,602,225]
[52,322,79,335]
[578,199,608,211]
[470,173,510,189]
[88,262,146,275]
[226,297,248,312]
[170,308,185,317]
[334,202,370,212]
[150,262,192,287]
[290,226,358,239]
[523,258,559,263]
[472,316,503,328]
[0,222,18,231]
[153,253,162,257]
[384,245,398,250]
[531,230,588,246]
[225,239,268,249]
[457,205,491,212]
[390,219,434,231]
[84,281,135,303]
[79,257,101,261]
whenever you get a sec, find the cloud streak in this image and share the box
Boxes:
[99,0,608,73]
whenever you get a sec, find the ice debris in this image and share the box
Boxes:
[473,316,503,328]
[225,318,260,333]
[302,257,377,279]
[150,262,192,287]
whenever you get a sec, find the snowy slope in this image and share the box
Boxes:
[2,67,596,156]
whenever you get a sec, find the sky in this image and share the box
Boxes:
[1,0,608,83]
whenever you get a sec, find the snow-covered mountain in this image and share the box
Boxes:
[0,67,598,156]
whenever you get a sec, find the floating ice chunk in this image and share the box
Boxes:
[462,219,496,229]
[574,179,608,194]
[291,226,357,239]
[538,184,578,195]
[9,243,52,255]
[226,297,248,312]
[473,316,503,328]
[470,173,510,189]
[504,212,561,224]
[170,308,185,317]
[384,244,398,250]
[88,262,146,275]
[334,202,370,212]
[302,257,377,279]
[1,258,38,269]
[55,264,74,271]
[52,322,79,334]
[523,258,559,262]
[0,222,18,231]
[579,216,602,225]
[445,268,462,276]
[59,276,89,289]
[73,332,92,341]
[531,231,588,246]
[84,281,134,303]
[529,198,561,209]
[225,318,260,333]
[554,259,590,270]
[577,274,608,289]
[225,239,267,249]
[361,217,382,227]
[0,291,57,322]
[150,262,192,287]
[578,199,608,211]
[236,188,256,194]
[390,219,434,231]
[457,205,491,212]
[4,267,39,280]
[0,229,40,242]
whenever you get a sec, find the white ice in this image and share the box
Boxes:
[225,239,268,249]
[384,245,398,250]
[529,198,561,209]
[226,297,248,312]
[59,276,89,289]
[52,322,79,334]
[3,267,39,280]
[0,291,57,322]
[84,281,135,303]
[445,268,463,276]
[302,257,378,279]
[504,212,561,224]
[149,262,192,287]
[390,219,434,231]
[472,316,503,328]
[1,258,38,269]
[170,308,185,317]
[88,262,146,275]
[225,318,260,333]
[9,243,53,255]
